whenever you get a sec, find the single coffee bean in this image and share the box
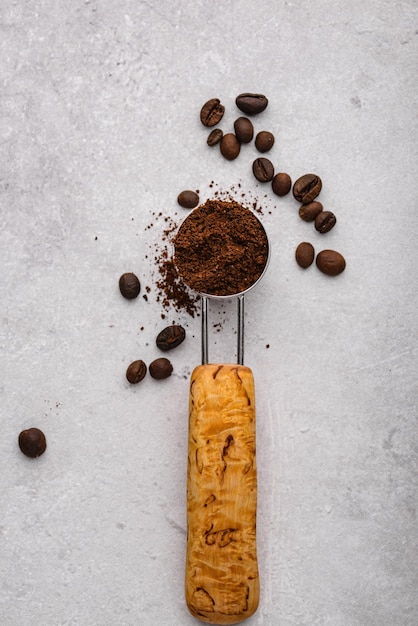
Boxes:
[234,117,254,143]
[18,428,47,458]
[119,272,141,299]
[299,201,323,222]
[236,93,268,115]
[315,211,337,234]
[272,172,292,196]
[156,325,186,351]
[295,242,315,268]
[207,128,223,146]
[200,98,225,127]
[220,133,240,160]
[126,360,147,384]
[252,157,274,182]
[293,174,322,203]
[316,250,346,276]
[177,190,199,209]
[255,131,275,153]
[149,357,173,380]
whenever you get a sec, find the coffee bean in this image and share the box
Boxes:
[177,190,199,209]
[119,273,141,299]
[236,93,268,115]
[255,131,275,153]
[149,357,173,380]
[272,172,291,196]
[156,325,186,351]
[315,211,337,234]
[316,250,346,276]
[293,174,322,203]
[299,201,323,222]
[295,242,315,268]
[200,98,225,127]
[233,117,254,143]
[220,133,240,160]
[18,428,47,458]
[252,157,274,182]
[126,360,147,384]
[207,128,223,146]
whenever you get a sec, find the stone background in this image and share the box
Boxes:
[1,1,417,625]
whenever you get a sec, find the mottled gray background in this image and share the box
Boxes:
[1,1,417,625]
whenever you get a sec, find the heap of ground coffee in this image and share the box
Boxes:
[174,199,269,297]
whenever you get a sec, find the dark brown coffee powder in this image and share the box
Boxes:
[173,199,269,296]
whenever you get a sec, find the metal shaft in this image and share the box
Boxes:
[201,295,245,366]
[237,294,245,365]
[201,296,209,365]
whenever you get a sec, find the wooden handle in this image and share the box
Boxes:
[185,364,259,625]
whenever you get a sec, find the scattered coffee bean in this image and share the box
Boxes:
[18,428,47,458]
[315,211,337,234]
[220,133,240,160]
[234,117,254,143]
[119,273,141,299]
[207,128,223,146]
[126,360,147,384]
[255,131,275,153]
[295,242,315,268]
[177,190,199,209]
[236,93,268,115]
[293,174,322,203]
[149,357,173,380]
[252,157,274,182]
[200,98,225,127]
[156,325,186,351]
[272,172,292,196]
[316,250,346,276]
[299,201,323,222]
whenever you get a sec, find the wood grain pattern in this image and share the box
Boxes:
[185,364,259,625]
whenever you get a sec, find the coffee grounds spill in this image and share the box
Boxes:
[147,183,273,318]
[174,199,269,297]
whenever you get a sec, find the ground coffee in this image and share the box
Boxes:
[173,199,269,297]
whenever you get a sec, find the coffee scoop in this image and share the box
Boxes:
[174,199,270,625]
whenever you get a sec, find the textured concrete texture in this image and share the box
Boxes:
[1,1,417,625]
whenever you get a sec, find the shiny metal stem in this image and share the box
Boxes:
[237,295,245,365]
[201,296,209,365]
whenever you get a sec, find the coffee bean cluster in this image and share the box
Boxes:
[292,174,346,276]
[119,272,186,383]
[198,94,347,277]
[199,94,294,199]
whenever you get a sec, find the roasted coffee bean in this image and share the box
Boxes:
[200,98,225,127]
[295,242,315,268]
[252,157,274,182]
[18,428,47,458]
[207,128,223,146]
[119,272,141,299]
[236,93,268,115]
[156,325,186,351]
[315,211,337,234]
[299,201,323,222]
[316,250,346,276]
[292,174,322,203]
[177,190,199,209]
[255,131,275,153]
[149,357,173,380]
[272,172,291,196]
[126,360,147,384]
[234,117,254,143]
[220,133,240,160]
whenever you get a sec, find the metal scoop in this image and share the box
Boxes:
[174,201,269,625]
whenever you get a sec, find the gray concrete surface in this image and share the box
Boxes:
[1,1,417,625]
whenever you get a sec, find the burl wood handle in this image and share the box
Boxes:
[185,364,259,625]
